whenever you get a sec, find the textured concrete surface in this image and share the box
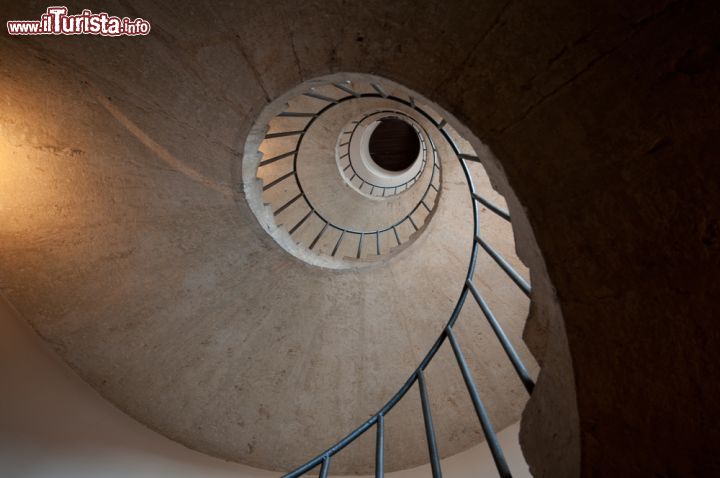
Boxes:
[1,289,532,478]
[0,22,533,475]
[0,294,279,478]
[2,0,719,476]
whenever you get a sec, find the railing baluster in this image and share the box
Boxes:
[357,233,364,259]
[392,226,400,245]
[446,326,512,478]
[319,455,330,478]
[472,193,510,221]
[375,414,384,478]
[278,111,316,118]
[421,200,431,212]
[418,369,442,478]
[333,82,360,97]
[274,192,303,215]
[259,150,295,167]
[263,170,294,191]
[289,209,314,234]
[466,280,534,393]
[309,222,329,250]
[265,130,304,139]
[475,236,531,297]
[458,153,481,163]
[304,91,338,103]
[376,231,380,255]
[332,230,346,256]
[408,215,418,231]
[371,82,387,97]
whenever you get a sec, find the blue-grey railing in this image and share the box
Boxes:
[263,82,533,476]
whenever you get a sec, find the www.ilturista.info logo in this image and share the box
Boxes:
[7,6,151,36]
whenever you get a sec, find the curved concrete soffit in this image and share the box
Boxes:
[241,72,579,476]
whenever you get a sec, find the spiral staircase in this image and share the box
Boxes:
[0,48,536,475]
[2,2,720,478]
[241,74,535,475]
[245,75,535,477]
[248,80,444,265]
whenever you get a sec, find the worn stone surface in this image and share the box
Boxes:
[1,0,719,476]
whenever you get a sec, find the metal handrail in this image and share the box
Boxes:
[339,110,430,197]
[276,85,534,477]
[259,95,441,260]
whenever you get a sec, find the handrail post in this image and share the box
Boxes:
[375,413,384,478]
[319,455,330,478]
[467,280,535,393]
[476,235,531,297]
[447,326,512,478]
[472,192,511,221]
[332,230,346,256]
[418,369,442,478]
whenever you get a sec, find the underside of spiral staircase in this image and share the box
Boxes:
[239,73,534,475]
[1,2,719,478]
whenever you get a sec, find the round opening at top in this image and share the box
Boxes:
[368,118,420,172]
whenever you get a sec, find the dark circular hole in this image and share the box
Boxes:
[368,118,420,172]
